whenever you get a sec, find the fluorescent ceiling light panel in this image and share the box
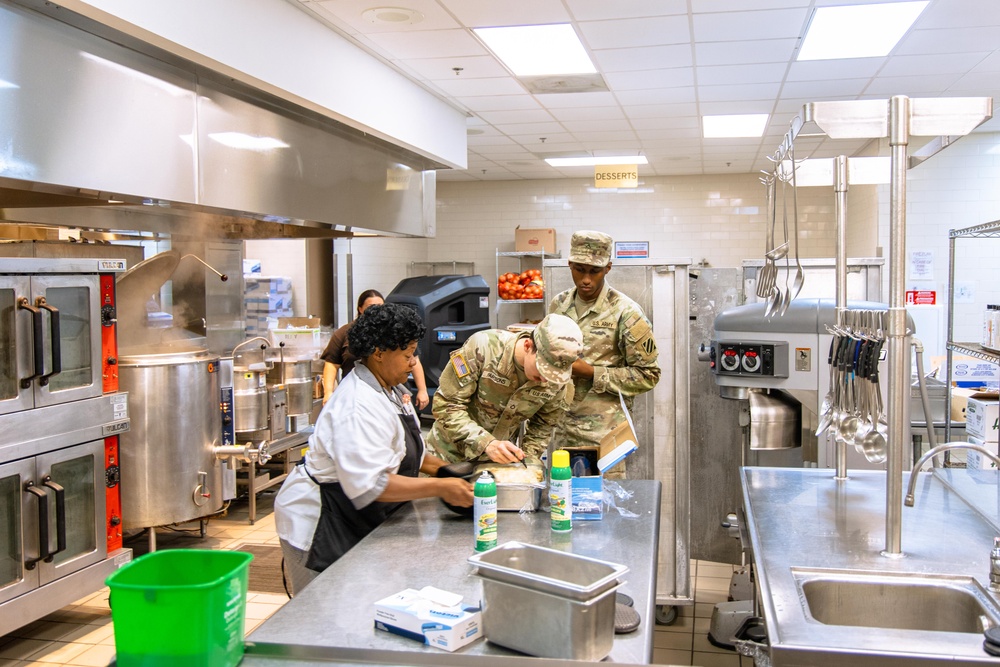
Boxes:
[703,114,769,138]
[473,24,596,76]
[208,132,289,151]
[798,1,929,61]
[545,155,648,167]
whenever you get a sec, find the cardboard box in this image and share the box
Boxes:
[964,436,997,470]
[566,401,640,520]
[374,587,482,652]
[514,227,556,253]
[952,389,1000,424]
[932,355,1000,389]
[967,396,1000,443]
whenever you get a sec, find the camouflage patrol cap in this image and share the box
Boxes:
[568,230,613,267]
[532,313,583,386]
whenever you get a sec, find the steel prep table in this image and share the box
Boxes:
[244,479,662,665]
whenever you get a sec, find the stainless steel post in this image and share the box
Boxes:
[834,155,849,480]
[945,233,957,444]
[884,96,911,557]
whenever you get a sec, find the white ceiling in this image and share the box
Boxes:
[289,0,1000,181]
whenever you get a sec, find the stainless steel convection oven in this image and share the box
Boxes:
[0,258,132,636]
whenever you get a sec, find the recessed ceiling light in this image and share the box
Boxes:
[361,7,424,25]
[545,155,648,167]
[798,1,928,61]
[703,114,769,138]
[208,132,290,151]
[473,24,596,77]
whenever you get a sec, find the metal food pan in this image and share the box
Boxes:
[468,541,628,601]
[478,574,620,660]
[496,484,543,512]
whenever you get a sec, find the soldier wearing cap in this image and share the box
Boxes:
[426,313,583,464]
[548,231,660,475]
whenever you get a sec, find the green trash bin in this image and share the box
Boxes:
[106,549,253,667]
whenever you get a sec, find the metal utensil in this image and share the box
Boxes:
[756,174,778,299]
[787,142,804,303]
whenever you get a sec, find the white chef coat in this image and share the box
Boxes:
[274,362,423,552]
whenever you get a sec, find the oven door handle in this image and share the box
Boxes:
[17,297,44,389]
[24,481,50,571]
[41,477,67,560]
[35,297,61,387]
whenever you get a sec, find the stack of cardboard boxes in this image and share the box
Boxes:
[961,390,1000,469]
[244,275,293,337]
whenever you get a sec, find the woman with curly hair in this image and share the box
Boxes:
[275,303,473,595]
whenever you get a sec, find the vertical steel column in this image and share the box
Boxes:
[945,233,957,444]
[834,155,849,480]
[884,96,911,557]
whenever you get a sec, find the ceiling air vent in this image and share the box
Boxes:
[521,74,608,94]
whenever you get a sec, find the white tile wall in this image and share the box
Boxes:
[257,132,1000,341]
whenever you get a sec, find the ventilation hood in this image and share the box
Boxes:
[0,1,443,240]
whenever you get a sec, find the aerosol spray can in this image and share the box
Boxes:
[473,471,498,552]
[550,449,573,533]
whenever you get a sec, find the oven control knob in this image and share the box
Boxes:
[109,514,121,527]
[720,348,740,372]
[101,304,117,326]
[106,465,120,487]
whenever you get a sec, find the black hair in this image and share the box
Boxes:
[348,303,425,359]
[356,289,384,313]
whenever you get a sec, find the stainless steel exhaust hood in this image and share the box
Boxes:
[0,0,442,239]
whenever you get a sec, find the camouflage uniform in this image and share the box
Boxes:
[426,315,582,463]
[549,232,660,457]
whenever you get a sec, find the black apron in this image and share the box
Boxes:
[305,410,423,572]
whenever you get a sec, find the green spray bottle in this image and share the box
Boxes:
[550,449,573,532]
[473,471,498,552]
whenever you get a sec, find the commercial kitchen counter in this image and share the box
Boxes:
[244,479,661,666]
[742,467,1000,666]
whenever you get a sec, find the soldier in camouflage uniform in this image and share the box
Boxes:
[426,313,583,464]
[548,231,660,477]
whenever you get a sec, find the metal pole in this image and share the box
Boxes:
[884,96,911,557]
[945,233,957,444]
[834,155,849,480]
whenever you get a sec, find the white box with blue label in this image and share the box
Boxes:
[373,586,482,652]
[567,402,639,521]
[967,395,1000,443]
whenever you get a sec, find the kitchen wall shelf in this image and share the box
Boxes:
[944,218,1000,443]
[495,249,559,328]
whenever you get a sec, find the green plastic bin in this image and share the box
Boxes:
[106,549,253,667]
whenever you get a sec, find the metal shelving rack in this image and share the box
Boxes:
[495,249,560,327]
[945,219,1000,443]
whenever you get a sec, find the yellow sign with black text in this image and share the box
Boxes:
[594,164,638,188]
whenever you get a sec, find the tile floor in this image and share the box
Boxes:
[0,494,755,666]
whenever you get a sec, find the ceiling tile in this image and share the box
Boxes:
[896,27,1000,56]
[406,56,510,80]
[434,77,526,96]
[605,68,695,91]
[786,59,884,82]
[692,8,810,42]
[313,0,461,33]
[629,117,701,131]
[695,39,798,66]
[696,63,788,86]
[476,109,556,124]
[462,95,544,112]
[867,73,966,95]
[578,16,691,50]
[534,91,619,108]
[625,102,700,118]
[694,0,811,11]
[438,0,571,27]
[593,44,694,72]
[917,0,1000,28]
[881,53,991,77]
[566,0,687,21]
[697,82,782,103]
[560,118,634,133]
[780,79,871,99]
[616,87,697,105]
[365,29,487,59]
[548,106,628,122]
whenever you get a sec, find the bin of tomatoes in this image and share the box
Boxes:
[497,270,544,300]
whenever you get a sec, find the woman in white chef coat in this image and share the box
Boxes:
[275,303,474,595]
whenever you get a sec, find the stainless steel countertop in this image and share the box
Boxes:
[742,467,1000,666]
[246,480,662,665]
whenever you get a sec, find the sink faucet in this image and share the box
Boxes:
[904,442,1000,507]
[991,538,1000,593]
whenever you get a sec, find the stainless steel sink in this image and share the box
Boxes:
[793,569,1000,634]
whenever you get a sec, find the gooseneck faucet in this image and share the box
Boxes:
[904,442,1000,507]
